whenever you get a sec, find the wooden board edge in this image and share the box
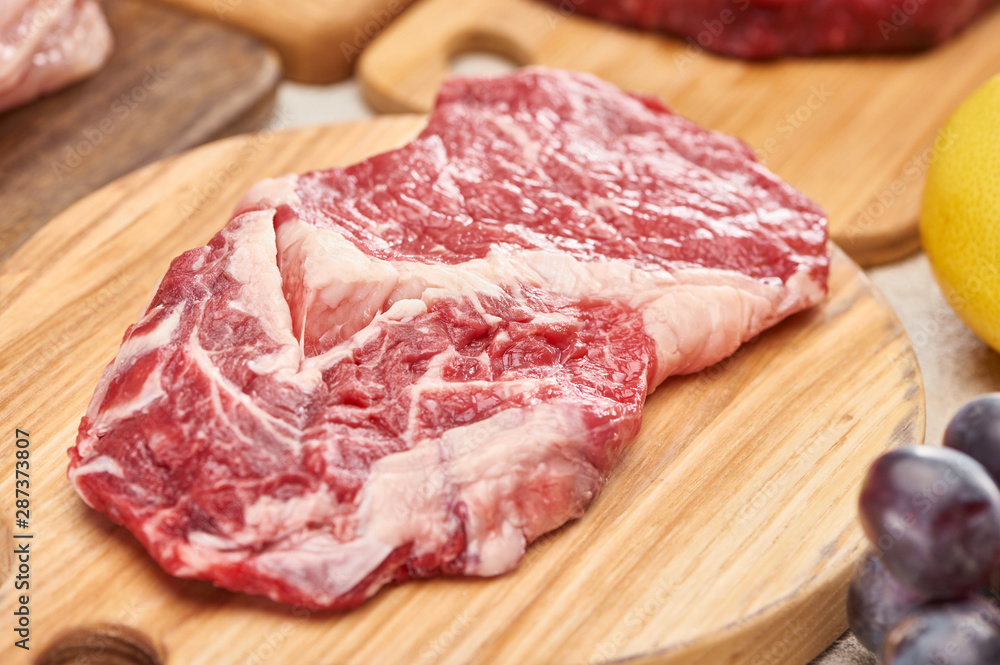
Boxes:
[841,226,923,268]
[646,258,925,663]
[142,0,415,83]
[355,0,575,114]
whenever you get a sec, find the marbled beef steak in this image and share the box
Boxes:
[544,0,999,57]
[69,68,829,609]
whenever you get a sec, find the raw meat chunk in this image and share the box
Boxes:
[69,68,829,609]
[0,0,113,113]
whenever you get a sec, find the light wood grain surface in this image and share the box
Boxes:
[0,0,281,265]
[357,0,1000,267]
[144,0,415,83]
[0,118,923,665]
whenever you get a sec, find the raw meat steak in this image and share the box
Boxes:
[69,67,829,609]
[0,0,113,114]
[543,0,999,57]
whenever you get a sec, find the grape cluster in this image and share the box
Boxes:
[849,394,1000,663]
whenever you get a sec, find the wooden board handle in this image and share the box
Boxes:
[359,0,555,112]
[145,0,419,84]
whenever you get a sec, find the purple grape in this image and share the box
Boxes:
[945,394,1000,487]
[847,548,929,653]
[882,598,1000,665]
[858,445,1000,598]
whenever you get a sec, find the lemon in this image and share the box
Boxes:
[921,74,1000,353]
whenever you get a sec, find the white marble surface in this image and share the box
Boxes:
[268,55,1000,664]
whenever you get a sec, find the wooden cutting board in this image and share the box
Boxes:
[0,117,923,665]
[357,0,1000,266]
[0,0,281,265]
[145,0,415,83]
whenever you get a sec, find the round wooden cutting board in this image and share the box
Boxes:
[0,117,923,665]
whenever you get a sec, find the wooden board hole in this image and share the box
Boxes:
[36,627,163,665]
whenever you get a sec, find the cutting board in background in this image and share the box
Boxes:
[0,0,281,265]
[0,117,922,665]
[146,0,415,82]
[357,0,1000,266]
